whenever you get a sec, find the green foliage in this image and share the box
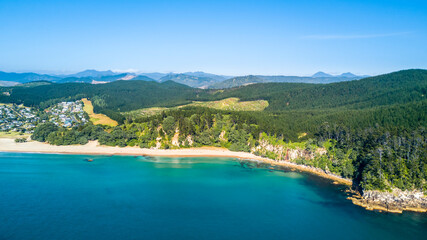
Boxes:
[160,74,220,88]
[315,124,427,192]
[31,123,59,142]
[209,75,264,89]
[162,116,176,137]
[14,137,27,143]
[228,128,250,152]
[46,128,89,145]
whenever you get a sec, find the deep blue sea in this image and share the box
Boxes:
[0,152,426,240]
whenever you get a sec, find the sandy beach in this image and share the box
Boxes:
[0,138,352,186]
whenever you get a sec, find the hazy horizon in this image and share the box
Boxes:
[1,68,377,77]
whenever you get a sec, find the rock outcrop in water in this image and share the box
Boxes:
[349,189,427,213]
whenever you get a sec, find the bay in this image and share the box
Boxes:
[0,152,426,240]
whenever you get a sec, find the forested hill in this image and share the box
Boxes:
[159,74,221,88]
[208,75,264,88]
[0,71,60,83]
[1,69,426,114]
[208,74,364,88]
[207,69,427,110]
[0,80,202,111]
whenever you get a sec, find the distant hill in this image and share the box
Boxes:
[95,73,134,82]
[64,69,116,78]
[338,72,357,78]
[208,75,264,89]
[0,69,153,85]
[183,71,230,81]
[209,74,363,89]
[257,75,358,84]
[0,71,60,83]
[133,75,156,81]
[139,72,167,80]
[0,69,369,88]
[0,81,19,87]
[52,73,154,84]
[312,71,368,78]
[312,71,333,78]
[55,77,94,84]
[55,75,123,84]
[159,74,221,88]
[17,81,53,88]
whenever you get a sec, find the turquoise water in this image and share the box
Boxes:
[0,152,426,240]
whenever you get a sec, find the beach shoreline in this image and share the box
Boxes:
[0,138,352,186]
[2,138,427,214]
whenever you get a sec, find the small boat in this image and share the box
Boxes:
[268,167,275,170]
[87,159,93,162]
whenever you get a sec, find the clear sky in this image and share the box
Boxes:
[0,0,426,75]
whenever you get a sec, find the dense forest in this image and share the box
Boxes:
[0,80,201,112]
[2,69,427,193]
[206,69,427,110]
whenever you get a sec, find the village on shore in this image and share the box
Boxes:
[0,101,88,134]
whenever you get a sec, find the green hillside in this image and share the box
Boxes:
[0,80,200,109]
[0,71,60,83]
[207,69,427,110]
[123,98,269,118]
[159,74,220,88]
[208,75,264,89]
[209,74,363,88]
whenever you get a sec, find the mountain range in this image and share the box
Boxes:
[0,69,369,88]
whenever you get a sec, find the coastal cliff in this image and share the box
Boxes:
[251,133,315,161]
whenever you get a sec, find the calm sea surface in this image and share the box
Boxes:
[0,152,426,240]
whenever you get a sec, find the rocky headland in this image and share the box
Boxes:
[349,189,427,213]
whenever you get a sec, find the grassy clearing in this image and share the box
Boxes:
[123,98,269,118]
[0,131,30,139]
[81,98,118,127]
[125,107,168,118]
[187,97,268,111]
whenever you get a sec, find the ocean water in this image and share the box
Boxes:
[0,152,426,240]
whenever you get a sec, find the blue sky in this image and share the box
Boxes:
[0,0,426,75]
